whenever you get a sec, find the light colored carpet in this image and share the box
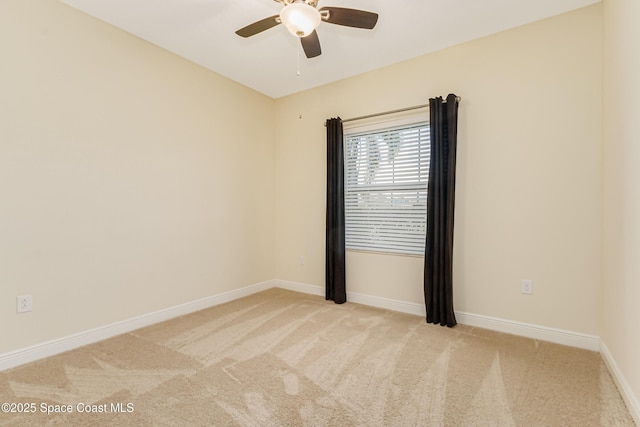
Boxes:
[0,288,634,426]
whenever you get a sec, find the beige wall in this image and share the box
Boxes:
[602,0,640,414]
[274,5,603,334]
[0,1,275,353]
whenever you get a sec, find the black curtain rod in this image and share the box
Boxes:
[324,96,461,126]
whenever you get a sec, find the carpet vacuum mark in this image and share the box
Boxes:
[0,288,634,426]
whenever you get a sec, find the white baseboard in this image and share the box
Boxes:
[348,290,426,317]
[275,280,325,297]
[0,279,601,372]
[0,280,275,372]
[0,280,612,370]
[274,279,426,317]
[600,341,640,425]
[274,279,427,316]
[273,280,599,351]
[455,311,601,351]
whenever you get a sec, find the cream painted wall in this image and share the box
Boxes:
[0,1,275,354]
[602,0,640,415]
[274,5,603,334]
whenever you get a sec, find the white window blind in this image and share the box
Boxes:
[344,120,430,255]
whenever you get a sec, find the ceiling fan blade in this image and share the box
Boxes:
[319,7,378,29]
[301,30,321,58]
[235,15,281,38]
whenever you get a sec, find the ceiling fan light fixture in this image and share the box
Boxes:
[279,1,321,38]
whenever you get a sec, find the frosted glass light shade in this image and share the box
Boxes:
[279,1,321,37]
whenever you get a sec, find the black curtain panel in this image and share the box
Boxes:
[424,94,459,327]
[325,118,346,304]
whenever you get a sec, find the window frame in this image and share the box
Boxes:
[343,111,430,257]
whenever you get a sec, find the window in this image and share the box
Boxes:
[344,115,430,255]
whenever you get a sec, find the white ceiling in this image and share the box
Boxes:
[59,0,599,99]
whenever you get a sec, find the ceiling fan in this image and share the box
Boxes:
[235,0,379,59]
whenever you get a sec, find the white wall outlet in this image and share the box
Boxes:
[521,280,533,295]
[17,294,33,313]
[299,256,305,266]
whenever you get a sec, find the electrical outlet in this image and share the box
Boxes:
[299,256,305,266]
[17,294,33,313]
[521,280,533,295]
